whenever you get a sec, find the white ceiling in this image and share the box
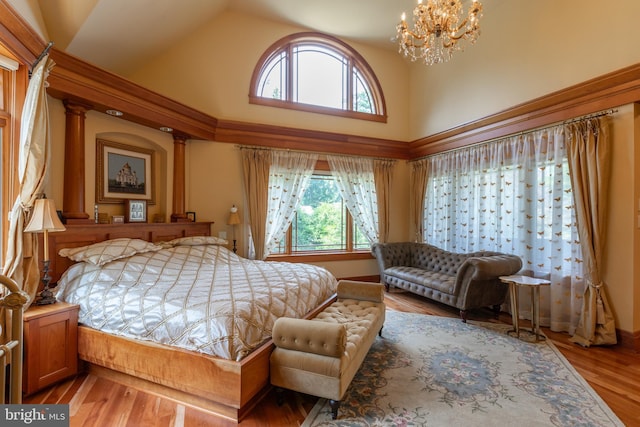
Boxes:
[35,0,458,75]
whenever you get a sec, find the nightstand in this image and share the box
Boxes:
[23,302,79,395]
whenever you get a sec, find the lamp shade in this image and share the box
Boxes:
[24,199,66,233]
[227,205,241,225]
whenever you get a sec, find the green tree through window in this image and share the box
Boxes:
[273,174,369,254]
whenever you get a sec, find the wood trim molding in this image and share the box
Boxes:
[47,48,218,141]
[409,62,640,158]
[4,0,640,162]
[617,328,640,352]
[45,48,407,158]
[0,0,43,66]
[215,119,409,159]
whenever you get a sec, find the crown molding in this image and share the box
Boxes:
[409,62,640,158]
[3,0,640,160]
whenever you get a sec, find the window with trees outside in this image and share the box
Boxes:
[270,168,371,258]
[249,32,387,123]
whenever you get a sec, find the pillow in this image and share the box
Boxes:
[165,236,228,247]
[58,238,163,266]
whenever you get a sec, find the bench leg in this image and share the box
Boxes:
[329,399,340,420]
[378,326,383,337]
[492,304,501,320]
[275,388,285,406]
[459,310,468,323]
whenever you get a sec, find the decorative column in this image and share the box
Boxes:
[62,101,92,223]
[170,133,188,222]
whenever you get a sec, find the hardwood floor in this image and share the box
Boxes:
[25,289,640,426]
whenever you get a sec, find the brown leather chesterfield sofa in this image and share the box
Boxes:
[371,242,522,322]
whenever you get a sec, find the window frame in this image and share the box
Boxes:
[1,61,27,267]
[249,32,387,123]
[265,160,373,262]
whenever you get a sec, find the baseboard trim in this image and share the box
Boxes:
[617,329,640,352]
[337,275,380,283]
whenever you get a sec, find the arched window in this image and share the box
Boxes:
[250,32,387,123]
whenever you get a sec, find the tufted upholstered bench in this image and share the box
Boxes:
[371,242,522,322]
[270,279,385,420]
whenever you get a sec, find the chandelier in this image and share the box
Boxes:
[397,0,483,65]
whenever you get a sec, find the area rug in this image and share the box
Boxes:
[302,311,622,427]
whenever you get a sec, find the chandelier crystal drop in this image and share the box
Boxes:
[397,0,483,65]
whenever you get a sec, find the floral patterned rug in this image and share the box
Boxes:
[302,310,622,427]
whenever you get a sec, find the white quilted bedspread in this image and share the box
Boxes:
[56,245,337,361]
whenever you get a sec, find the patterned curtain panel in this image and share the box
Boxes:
[326,155,379,244]
[264,150,318,258]
[423,125,584,333]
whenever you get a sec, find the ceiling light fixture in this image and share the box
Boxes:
[106,109,123,117]
[397,0,483,65]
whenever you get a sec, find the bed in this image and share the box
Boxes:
[47,222,337,422]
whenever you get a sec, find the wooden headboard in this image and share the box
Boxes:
[46,222,213,284]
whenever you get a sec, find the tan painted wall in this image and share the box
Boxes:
[602,105,638,333]
[46,98,177,223]
[409,0,640,139]
[405,1,640,334]
[28,1,640,334]
[184,140,410,279]
[128,9,411,142]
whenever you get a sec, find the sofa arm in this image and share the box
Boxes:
[459,254,523,281]
[337,280,384,303]
[371,242,412,271]
[272,317,346,358]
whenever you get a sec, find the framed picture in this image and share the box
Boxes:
[111,215,125,224]
[186,211,196,222]
[125,199,147,223]
[96,139,155,204]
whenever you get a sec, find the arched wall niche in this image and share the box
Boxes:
[93,131,170,223]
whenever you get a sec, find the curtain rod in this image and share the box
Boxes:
[234,144,397,163]
[409,108,618,163]
[29,41,54,77]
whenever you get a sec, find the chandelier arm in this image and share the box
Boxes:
[453,18,469,34]
[401,29,426,44]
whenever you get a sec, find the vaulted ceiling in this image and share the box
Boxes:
[35,0,481,75]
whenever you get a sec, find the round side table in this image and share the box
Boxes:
[499,275,551,342]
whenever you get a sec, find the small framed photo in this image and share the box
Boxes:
[125,199,147,223]
[186,211,196,222]
[112,215,125,224]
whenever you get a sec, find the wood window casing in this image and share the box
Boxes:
[0,60,27,265]
[249,32,387,123]
[265,160,373,262]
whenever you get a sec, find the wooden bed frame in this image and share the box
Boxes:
[47,222,335,422]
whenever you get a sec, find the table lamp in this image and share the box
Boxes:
[24,198,66,305]
[226,205,241,253]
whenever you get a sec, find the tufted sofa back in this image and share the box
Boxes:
[411,244,469,276]
[371,242,509,277]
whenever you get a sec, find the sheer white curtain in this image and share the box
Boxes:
[263,150,318,257]
[326,155,379,244]
[423,125,584,333]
